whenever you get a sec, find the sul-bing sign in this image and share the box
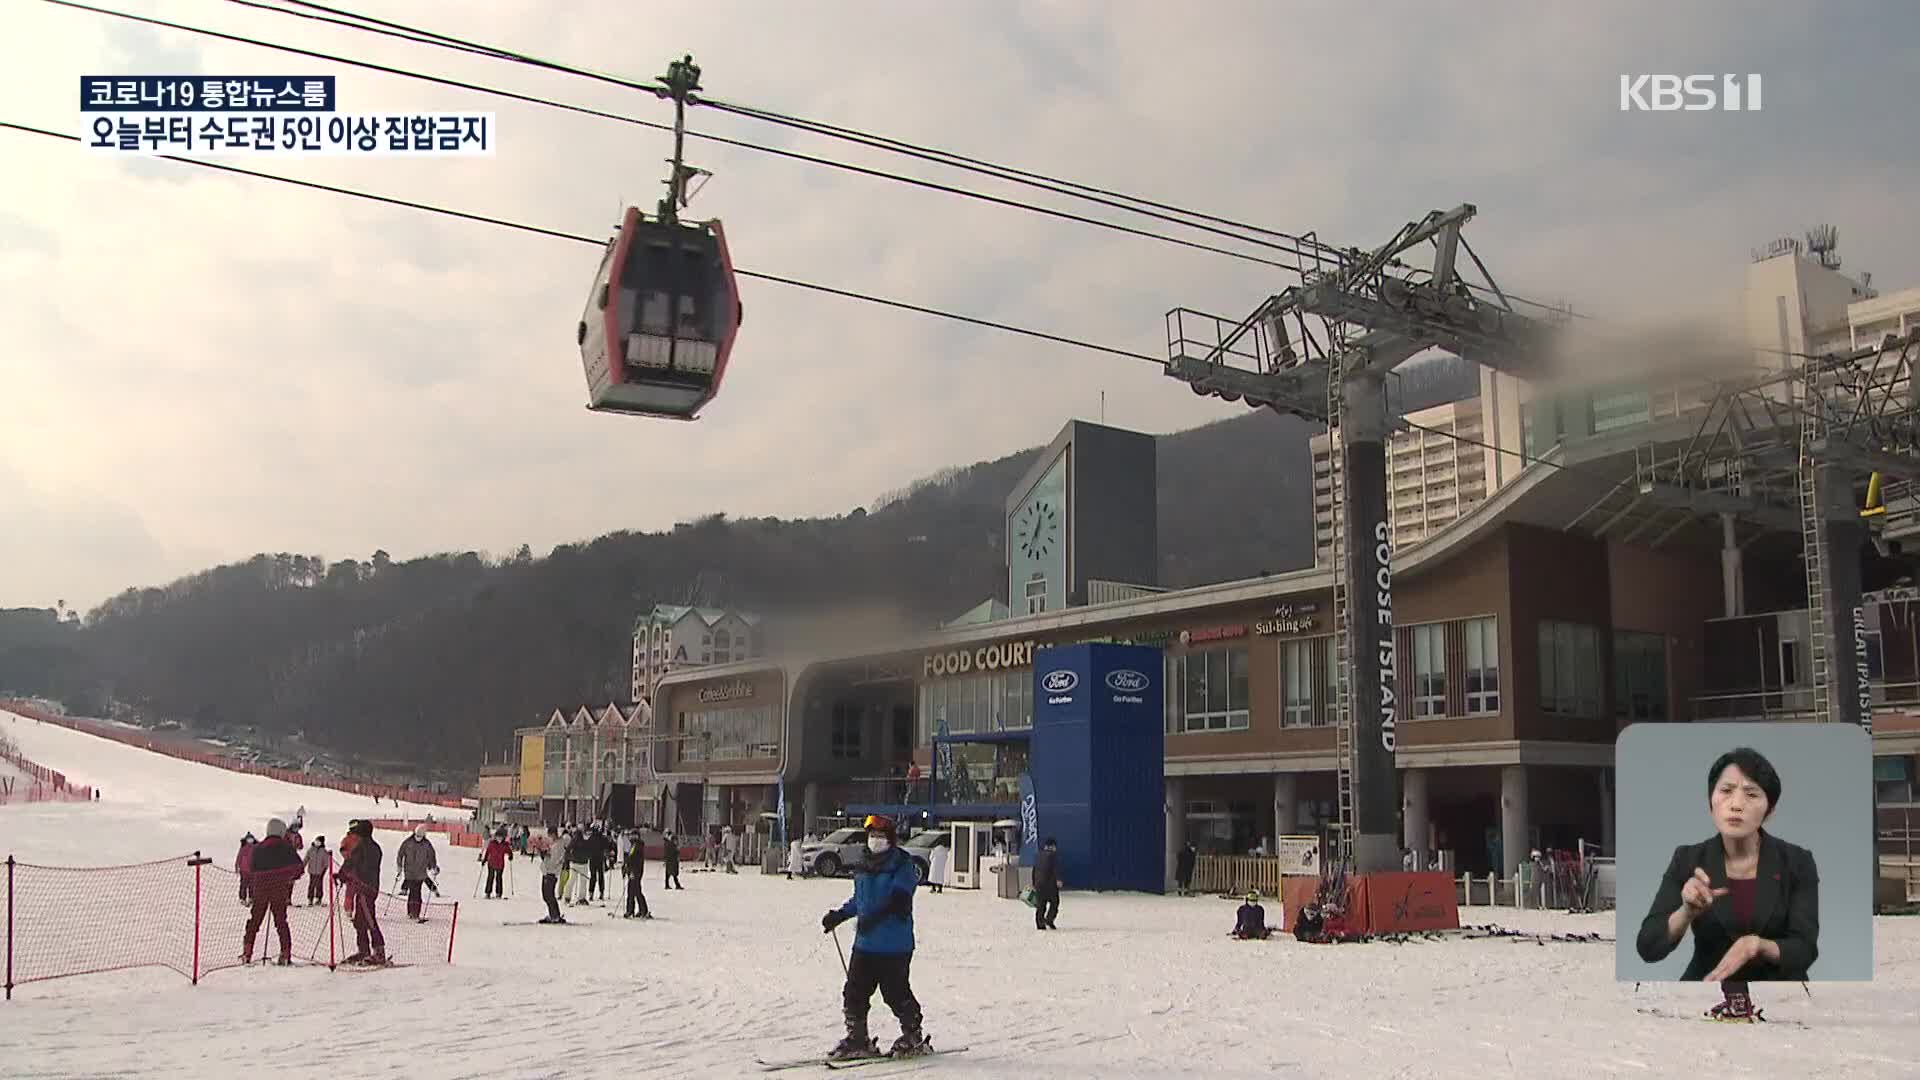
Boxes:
[697,680,756,704]
[922,640,1037,678]
[1255,601,1320,636]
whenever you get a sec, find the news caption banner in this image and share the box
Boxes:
[80,75,494,155]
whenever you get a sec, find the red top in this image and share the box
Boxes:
[1725,877,1758,930]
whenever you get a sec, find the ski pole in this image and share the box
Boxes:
[830,924,849,975]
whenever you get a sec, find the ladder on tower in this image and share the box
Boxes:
[1327,357,1357,874]
[1799,376,1832,724]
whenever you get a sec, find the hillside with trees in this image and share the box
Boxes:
[2,355,1482,771]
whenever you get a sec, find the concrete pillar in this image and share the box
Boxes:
[1403,767,1430,868]
[1164,776,1186,891]
[1273,772,1298,841]
[1720,512,1745,617]
[803,782,821,837]
[1499,764,1528,878]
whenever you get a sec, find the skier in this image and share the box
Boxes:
[818,815,929,1061]
[567,825,595,905]
[337,818,387,965]
[538,824,569,924]
[481,827,512,899]
[1232,891,1273,939]
[397,824,439,921]
[235,833,257,904]
[1292,901,1325,943]
[662,831,683,890]
[622,830,651,919]
[1032,837,1062,930]
[1175,842,1197,896]
[590,823,612,901]
[241,817,303,965]
[304,835,331,906]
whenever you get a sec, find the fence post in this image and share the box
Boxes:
[187,852,211,985]
[6,855,15,1001]
[447,901,459,964]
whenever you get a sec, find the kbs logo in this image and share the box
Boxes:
[1619,74,1762,112]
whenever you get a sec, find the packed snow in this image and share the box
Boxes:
[1,708,1916,1079]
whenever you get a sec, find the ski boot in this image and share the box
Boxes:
[1706,992,1762,1023]
[890,1028,932,1058]
[829,1014,882,1061]
[275,955,292,967]
[342,950,368,965]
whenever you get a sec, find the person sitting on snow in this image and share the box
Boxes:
[1293,901,1326,943]
[1232,891,1273,939]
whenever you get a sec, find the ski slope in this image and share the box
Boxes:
[2,707,1917,1079]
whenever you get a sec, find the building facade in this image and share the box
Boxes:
[631,604,763,704]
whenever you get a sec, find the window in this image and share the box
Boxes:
[1281,639,1313,727]
[920,669,1033,745]
[1463,616,1500,714]
[1322,635,1339,727]
[1777,639,1802,688]
[831,706,863,760]
[1613,631,1667,722]
[1168,644,1250,732]
[684,704,778,761]
[1024,577,1047,615]
[1538,620,1601,719]
[1411,623,1447,718]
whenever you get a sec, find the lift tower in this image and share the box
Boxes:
[1163,205,1555,874]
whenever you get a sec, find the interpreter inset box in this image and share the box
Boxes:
[1614,722,1872,982]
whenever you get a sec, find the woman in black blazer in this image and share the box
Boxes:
[1635,746,1818,1021]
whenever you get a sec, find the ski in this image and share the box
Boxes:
[757,1047,965,1073]
[1634,1006,1805,1029]
[501,920,589,926]
[827,1047,967,1070]
[337,960,410,971]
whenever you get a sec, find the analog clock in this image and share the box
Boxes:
[1017,500,1060,559]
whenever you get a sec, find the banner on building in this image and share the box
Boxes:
[1275,834,1321,876]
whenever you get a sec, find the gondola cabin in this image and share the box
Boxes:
[577,206,742,421]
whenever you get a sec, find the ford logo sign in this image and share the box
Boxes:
[1041,669,1079,693]
[1106,669,1149,693]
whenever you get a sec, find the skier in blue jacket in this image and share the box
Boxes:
[820,815,930,1060]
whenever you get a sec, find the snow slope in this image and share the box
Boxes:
[2,707,1917,1079]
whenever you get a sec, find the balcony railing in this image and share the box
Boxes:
[1692,681,1920,722]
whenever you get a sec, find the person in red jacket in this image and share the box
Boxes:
[242,818,304,965]
[481,827,513,898]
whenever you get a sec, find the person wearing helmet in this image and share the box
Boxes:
[1233,890,1273,940]
[241,817,304,965]
[819,815,931,1061]
[396,824,439,921]
[337,818,387,965]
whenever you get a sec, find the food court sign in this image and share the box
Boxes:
[922,639,1038,678]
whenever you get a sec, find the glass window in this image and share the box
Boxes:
[831,706,862,759]
[1412,623,1446,718]
[1172,643,1250,732]
[1463,616,1500,714]
[1321,635,1339,727]
[1613,631,1667,723]
[1282,639,1313,727]
[1539,619,1602,719]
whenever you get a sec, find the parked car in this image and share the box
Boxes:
[902,828,950,885]
[799,827,869,878]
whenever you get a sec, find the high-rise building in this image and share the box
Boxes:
[1311,397,1493,565]
[631,604,762,704]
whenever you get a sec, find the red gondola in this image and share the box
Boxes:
[577,206,743,421]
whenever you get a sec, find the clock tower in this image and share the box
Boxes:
[1005,420,1158,614]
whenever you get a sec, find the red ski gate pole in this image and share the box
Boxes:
[327,859,338,971]
[187,852,211,985]
[447,901,459,963]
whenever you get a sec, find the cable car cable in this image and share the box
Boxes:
[242,0,1336,257]
[45,0,1309,272]
[0,120,1160,366]
[234,0,1573,318]
[0,120,1699,498]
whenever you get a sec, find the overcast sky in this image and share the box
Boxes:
[3,0,1917,613]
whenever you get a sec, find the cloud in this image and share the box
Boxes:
[2,0,1917,610]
